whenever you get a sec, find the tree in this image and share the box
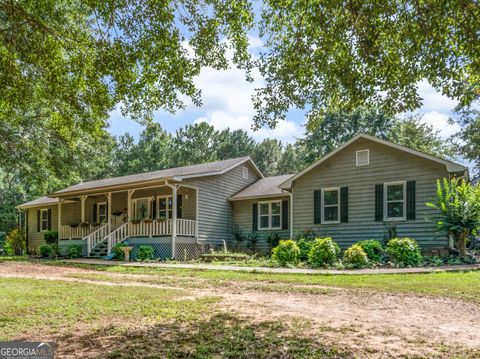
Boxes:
[1,0,254,186]
[276,143,306,175]
[252,139,283,176]
[299,107,394,164]
[131,124,172,174]
[387,116,455,159]
[427,178,480,257]
[452,107,480,176]
[254,1,480,130]
[215,129,256,160]
[172,123,219,166]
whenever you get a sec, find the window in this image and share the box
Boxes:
[322,187,340,224]
[384,181,406,221]
[96,202,107,223]
[157,196,173,220]
[258,200,281,230]
[40,209,49,231]
[356,149,369,166]
[133,198,151,219]
[242,167,249,179]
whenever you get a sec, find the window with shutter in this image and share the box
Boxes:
[321,187,340,224]
[40,209,49,231]
[383,181,406,221]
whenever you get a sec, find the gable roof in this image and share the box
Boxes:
[229,174,294,201]
[280,134,467,189]
[53,157,262,196]
[17,196,59,209]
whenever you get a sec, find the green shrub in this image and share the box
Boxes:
[39,244,54,258]
[266,231,281,252]
[297,238,314,262]
[6,229,25,255]
[43,230,58,245]
[112,243,127,260]
[294,228,318,241]
[343,244,369,268]
[386,237,422,267]
[308,237,341,267]
[137,245,154,261]
[66,245,83,259]
[357,240,383,262]
[272,240,300,266]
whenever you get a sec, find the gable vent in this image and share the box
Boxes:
[356,149,369,166]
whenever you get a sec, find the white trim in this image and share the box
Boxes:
[280,134,466,189]
[242,167,249,179]
[383,181,407,221]
[40,208,49,232]
[156,195,173,220]
[96,201,107,224]
[289,189,293,239]
[356,149,369,166]
[321,187,340,224]
[258,200,282,230]
[132,197,152,219]
[228,193,290,201]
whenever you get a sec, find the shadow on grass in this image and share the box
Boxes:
[59,314,351,359]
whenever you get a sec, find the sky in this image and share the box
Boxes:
[108,36,461,145]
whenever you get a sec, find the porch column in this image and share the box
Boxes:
[80,195,87,223]
[171,185,177,259]
[58,199,62,239]
[106,192,112,233]
[127,189,135,220]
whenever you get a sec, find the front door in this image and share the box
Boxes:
[97,202,107,224]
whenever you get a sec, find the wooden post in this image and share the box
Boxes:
[107,192,112,234]
[58,199,62,239]
[80,195,87,223]
[172,185,177,259]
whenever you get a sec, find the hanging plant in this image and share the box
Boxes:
[80,222,90,228]
[112,210,123,217]
[69,223,79,228]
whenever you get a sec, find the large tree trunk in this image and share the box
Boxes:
[454,230,469,258]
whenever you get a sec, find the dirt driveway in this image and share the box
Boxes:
[1,261,479,358]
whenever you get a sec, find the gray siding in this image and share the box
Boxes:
[232,196,290,252]
[184,162,260,245]
[26,205,58,251]
[292,138,449,249]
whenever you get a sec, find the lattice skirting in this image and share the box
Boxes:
[58,240,88,257]
[176,242,202,261]
[130,242,172,261]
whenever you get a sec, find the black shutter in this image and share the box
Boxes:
[282,200,289,230]
[406,180,416,220]
[252,203,258,231]
[375,184,383,221]
[177,195,182,218]
[47,208,52,230]
[92,204,97,223]
[340,187,348,223]
[314,190,322,224]
[37,210,40,232]
[151,199,157,219]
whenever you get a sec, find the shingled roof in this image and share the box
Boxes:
[230,174,293,201]
[17,196,59,209]
[53,156,260,196]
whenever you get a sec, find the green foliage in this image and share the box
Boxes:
[5,229,25,255]
[43,230,58,245]
[137,245,155,261]
[343,244,369,268]
[66,245,83,259]
[112,243,128,260]
[294,229,318,241]
[254,2,479,129]
[297,238,314,262]
[246,232,258,252]
[271,240,300,266]
[308,237,341,267]
[357,240,383,263]
[39,244,54,258]
[386,238,423,267]
[427,178,480,257]
[251,139,283,176]
[266,231,280,252]
[452,106,480,175]
[383,223,398,244]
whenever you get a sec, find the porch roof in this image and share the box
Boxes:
[51,156,261,196]
[17,196,58,209]
[229,174,294,201]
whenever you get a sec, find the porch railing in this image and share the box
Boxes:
[128,219,196,237]
[59,224,99,240]
[86,224,109,256]
[107,222,129,255]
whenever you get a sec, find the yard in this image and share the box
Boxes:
[0,258,479,358]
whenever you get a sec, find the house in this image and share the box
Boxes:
[17,134,467,259]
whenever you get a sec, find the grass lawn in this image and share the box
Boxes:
[56,261,480,303]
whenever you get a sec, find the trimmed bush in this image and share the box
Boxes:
[297,238,314,262]
[343,244,369,268]
[308,237,341,267]
[137,245,155,261]
[272,240,300,266]
[43,230,58,245]
[357,240,383,262]
[39,244,54,258]
[386,237,422,267]
[66,245,83,259]
[6,229,25,255]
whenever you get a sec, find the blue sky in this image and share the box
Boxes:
[108,36,461,144]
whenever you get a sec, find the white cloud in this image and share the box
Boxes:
[417,79,458,113]
[420,111,460,139]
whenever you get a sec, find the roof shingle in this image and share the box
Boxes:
[230,174,293,200]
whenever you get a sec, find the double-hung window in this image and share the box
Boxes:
[384,181,406,221]
[40,209,49,231]
[258,200,281,230]
[157,196,173,220]
[322,187,340,223]
[133,198,151,219]
[97,202,107,223]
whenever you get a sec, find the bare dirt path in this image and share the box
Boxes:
[1,261,479,358]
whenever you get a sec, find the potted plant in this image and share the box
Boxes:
[80,222,90,228]
[112,210,123,217]
[143,217,153,224]
[130,218,142,225]
[69,223,79,228]
[91,222,100,227]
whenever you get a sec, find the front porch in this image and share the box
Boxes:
[56,182,200,259]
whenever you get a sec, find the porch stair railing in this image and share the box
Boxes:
[107,222,129,256]
[85,224,109,256]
